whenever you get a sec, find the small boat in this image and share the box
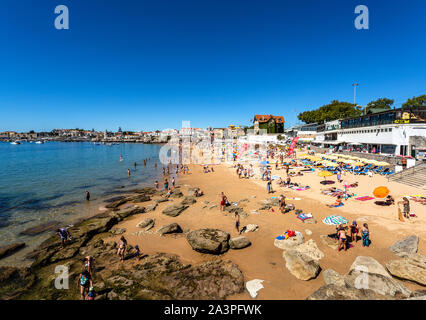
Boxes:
[35,141,44,144]
[11,141,20,145]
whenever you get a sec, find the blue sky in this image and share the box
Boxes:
[1,0,425,132]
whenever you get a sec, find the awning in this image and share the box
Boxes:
[322,141,344,145]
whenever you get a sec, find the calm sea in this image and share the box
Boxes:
[0,141,164,265]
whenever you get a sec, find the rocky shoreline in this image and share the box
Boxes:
[0,186,246,300]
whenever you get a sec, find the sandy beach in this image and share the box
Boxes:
[106,159,426,299]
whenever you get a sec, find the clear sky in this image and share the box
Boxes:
[1,0,425,132]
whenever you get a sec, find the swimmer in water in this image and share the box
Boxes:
[128,169,131,177]
[85,191,90,201]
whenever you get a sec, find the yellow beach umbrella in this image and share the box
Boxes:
[318,171,333,178]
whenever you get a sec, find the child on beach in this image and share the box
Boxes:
[77,269,92,300]
[220,192,227,211]
[337,224,348,252]
[267,179,272,193]
[171,177,175,188]
[56,228,71,248]
[349,221,359,242]
[235,212,240,233]
[361,223,370,247]
[87,286,96,300]
[154,181,159,190]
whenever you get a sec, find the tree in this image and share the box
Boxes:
[402,94,426,108]
[298,100,362,124]
[365,98,394,114]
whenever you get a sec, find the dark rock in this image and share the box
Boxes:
[20,221,62,236]
[155,197,169,203]
[104,196,127,203]
[130,194,151,203]
[146,203,158,212]
[157,223,182,235]
[110,228,126,235]
[105,198,129,209]
[0,243,26,260]
[0,267,36,299]
[181,196,196,206]
[169,190,184,198]
[162,204,189,217]
[186,229,230,254]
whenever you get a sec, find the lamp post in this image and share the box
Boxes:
[352,83,359,105]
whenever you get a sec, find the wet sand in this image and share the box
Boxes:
[108,162,426,299]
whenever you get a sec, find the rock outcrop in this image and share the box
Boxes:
[386,253,426,286]
[162,204,189,217]
[0,243,26,260]
[283,250,320,281]
[389,235,418,257]
[157,223,183,235]
[186,229,230,254]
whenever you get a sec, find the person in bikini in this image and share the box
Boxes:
[337,224,348,251]
[117,236,127,262]
[220,192,227,211]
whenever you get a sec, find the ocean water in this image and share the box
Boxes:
[0,142,164,264]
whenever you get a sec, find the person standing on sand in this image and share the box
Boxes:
[267,179,272,193]
[85,191,90,201]
[337,225,348,251]
[361,223,370,247]
[171,177,175,188]
[235,212,240,233]
[164,179,169,190]
[154,180,159,190]
[398,197,411,219]
[220,192,227,211]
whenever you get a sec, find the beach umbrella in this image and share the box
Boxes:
[373,186,390,198]
[323,215,349,225]
[318,171,333,179]
[260,161,269,166]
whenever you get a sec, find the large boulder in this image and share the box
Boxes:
[169,190,184,198]
[389,235,418,257]
[292,239,324,261]
[130,194,151,203]
[157,223,182,235]
[307,284,396,300]
[323,269,345,287]
[19,221,62,236]
[186,229,230,254]
[162,204,189,217]
[0,243,26,260]
[283,250,320,281]
[105,198,129,209]
[229,236,251,249]
[115,206,145,220]
[345,256,411,298]
[348,256,392,279]
[274,232,304,250]
[136,218,155,231]
[386,253,426,286]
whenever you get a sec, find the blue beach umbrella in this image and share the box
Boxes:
[322,215,349,225]
[260,161,269,166]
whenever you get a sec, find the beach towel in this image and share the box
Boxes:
[355,196,375,201]
[297,213,312,221]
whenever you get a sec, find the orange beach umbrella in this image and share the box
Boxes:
[373,186,390,198]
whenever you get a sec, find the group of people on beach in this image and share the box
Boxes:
[336,221,370,251]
